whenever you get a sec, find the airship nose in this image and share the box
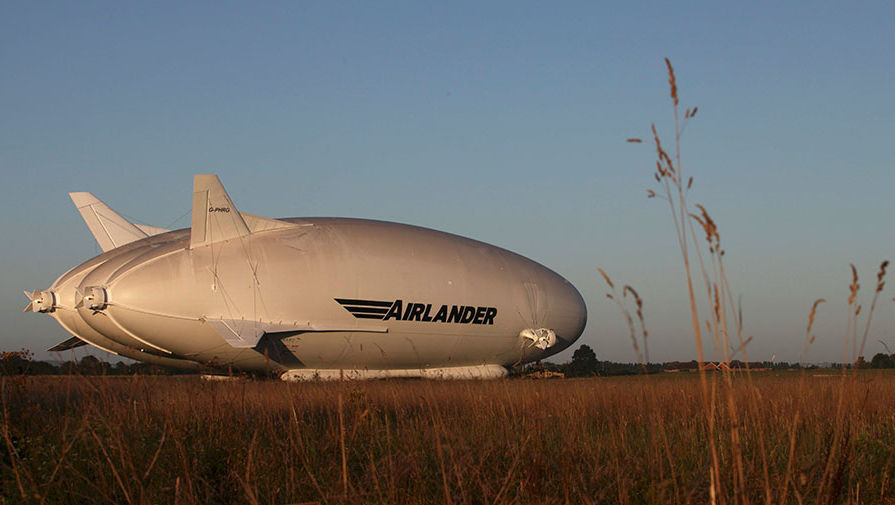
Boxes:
[546,280,587,353]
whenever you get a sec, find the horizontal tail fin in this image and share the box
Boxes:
[48,336,88,352]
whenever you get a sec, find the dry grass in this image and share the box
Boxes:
[2,372,895,504]
[618,59,892,504]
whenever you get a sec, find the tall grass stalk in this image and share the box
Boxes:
[597,271,682,502]
[630,58,750,502]
[629,59,891,505]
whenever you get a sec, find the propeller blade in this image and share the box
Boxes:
[23,291,35,312]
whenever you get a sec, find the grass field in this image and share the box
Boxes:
[3,371,894,504]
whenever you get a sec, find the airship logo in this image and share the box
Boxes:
[335,298,497,325]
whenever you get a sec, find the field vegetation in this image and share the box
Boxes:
[3,372,895,504]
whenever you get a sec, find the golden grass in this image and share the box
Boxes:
[621,59,892,504]
[2,373,895,504]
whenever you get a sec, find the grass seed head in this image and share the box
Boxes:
[624,285,647,337]
[807,298,826,335]
[691,204,719,246]
[623,285,645,312]
[651,125,675,176]
[664,57,678,106]
[876,260,889,292]
[598,268,614,289]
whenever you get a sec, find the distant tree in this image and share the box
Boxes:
[566,344,599,377]
[871,353,894,369]
[29,359,60,375]
[664,360,698,371]
[537,361,563,372]
[855,356,870,369]
[0,349,34,375]
[78,355,103,374]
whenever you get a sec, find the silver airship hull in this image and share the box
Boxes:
[26,175,587,378]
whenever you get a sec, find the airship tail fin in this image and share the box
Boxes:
[70,192,156,252]
[48,336,88,352]
[190,174,252,248]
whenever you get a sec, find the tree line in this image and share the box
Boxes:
[516,345,895,377]
[0,350,183,376]
[3,346,894,377]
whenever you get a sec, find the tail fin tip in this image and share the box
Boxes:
[189,174,250,249]
[69,192,148,252]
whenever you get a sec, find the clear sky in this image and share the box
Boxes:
[2,1,894,364]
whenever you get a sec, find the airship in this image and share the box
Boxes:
[24,175,587,379]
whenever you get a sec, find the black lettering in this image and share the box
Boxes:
[382,300,495,324]
[433,305,448,322]
[448,305,463,323]
[383,300,403,321]
[409,303,424,321]
[473,306,486,324]
[460,306,475,323]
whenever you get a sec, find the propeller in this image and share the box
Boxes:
[23,290,56,313]
[517,281,557,350]
[519,327,556,350]
[75,286,108,310]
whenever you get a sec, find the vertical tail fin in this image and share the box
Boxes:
[70,192,149,252]
[190,174,251,249]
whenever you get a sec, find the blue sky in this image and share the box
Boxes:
[2,1,893,364]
